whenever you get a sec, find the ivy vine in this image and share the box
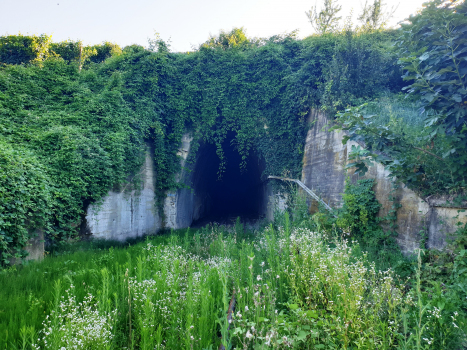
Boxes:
[0,28,401,264]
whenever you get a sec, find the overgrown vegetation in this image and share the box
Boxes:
[333,0,467,196]
[0,23,403,263]
[0,1,466,348]
[1,207,466,349]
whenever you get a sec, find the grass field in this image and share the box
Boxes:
[1,216,465,349]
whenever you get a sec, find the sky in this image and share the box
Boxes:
[0,0,427,52]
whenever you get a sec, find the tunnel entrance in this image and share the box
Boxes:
[191,132,267,226]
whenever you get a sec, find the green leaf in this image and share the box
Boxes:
[296,330,307,341]
[419,52,430,61]
[442,149,456,158]
[423,93,436,102]
[289,303,299,310]
[345,162,359,169]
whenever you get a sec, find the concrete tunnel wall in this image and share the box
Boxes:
[164,132,272,229]
[84,147,161,241]
[82,132,277,242]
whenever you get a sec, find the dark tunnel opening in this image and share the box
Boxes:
[191,132,267,225]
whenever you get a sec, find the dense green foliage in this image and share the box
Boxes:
[0,56,149,262]
[332,103,462,195]
[0,36,121,68]
[333,0,467,196]
[320,30,402,113]
[0,142,51,263]
[336,179,401,265]
[399,0,467,139]
[0,27,401,263]
[0,34,51,65]
[50,40,122,65]
[288,179,467,349]
[290,178,402,269]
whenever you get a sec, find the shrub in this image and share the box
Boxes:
[0,142,51,264]
[0,34,51,65]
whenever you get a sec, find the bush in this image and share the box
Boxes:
[0,142,51,264]
[0,34,51,65]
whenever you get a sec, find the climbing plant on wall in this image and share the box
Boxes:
[0,27,402,263]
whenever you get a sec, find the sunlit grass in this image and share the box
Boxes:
[1,220,465,349]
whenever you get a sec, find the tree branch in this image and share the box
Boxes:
[413,146,444,161]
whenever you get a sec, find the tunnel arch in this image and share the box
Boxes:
[190,132,269,225]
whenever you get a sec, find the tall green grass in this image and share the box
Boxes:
[1,219,465,349]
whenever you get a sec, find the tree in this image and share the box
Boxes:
[201,27,250,50]
[331,0,467,196]
[89,42,121,63]
[305,0,342,34]
[398,0,467,176]
[147,31,171,53]
[358,0,397,31]
[49,40,98,71]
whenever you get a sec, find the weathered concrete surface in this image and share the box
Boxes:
[356,157,430,253]
[25,229,44,261]
[85,148,161,241]
[266,187,287,222]
[425,196,467,250]
[301,109,467,254]
[84,134,196,239]
[163,133,196,229]
[10,228,44,264]
[301,109,347,208]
